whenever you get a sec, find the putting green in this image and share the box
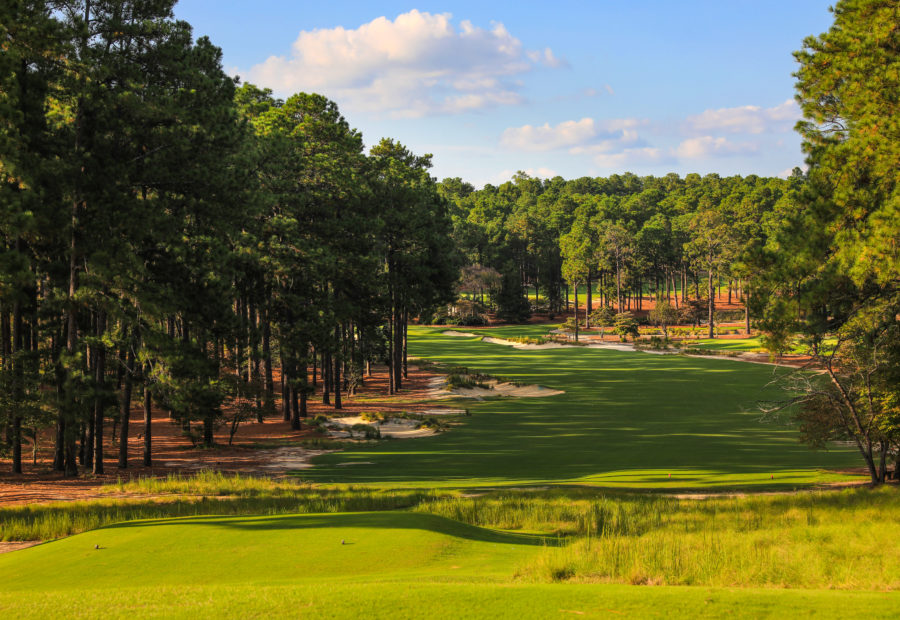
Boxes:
[304,327,861,488]
[1,512,896,619]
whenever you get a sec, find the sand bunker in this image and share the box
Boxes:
[327,416,437,439]
[452,379,564,399]
[420,407,468,416]
[442,330,479,337]
[481,336,566,350]
[429,376,563,400]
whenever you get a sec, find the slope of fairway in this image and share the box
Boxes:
[0,512,542,592]
[2,512,897,619]
[305,327,861,488]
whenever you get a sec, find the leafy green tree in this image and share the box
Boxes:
[613,312,639,342]
[649,301,678,341]
[757,0,900,483]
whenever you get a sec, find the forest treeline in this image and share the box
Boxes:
[0,2,457,475]
[1,0,897,484]
[440,170,805,333]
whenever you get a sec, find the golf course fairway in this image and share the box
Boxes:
[305,327,862,489]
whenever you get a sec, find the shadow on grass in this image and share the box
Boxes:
[101,511,559,546]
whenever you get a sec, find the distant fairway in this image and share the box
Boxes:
[304,327,861,489]
[2,510,897,619]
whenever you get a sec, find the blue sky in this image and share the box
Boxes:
[173,1,835,187]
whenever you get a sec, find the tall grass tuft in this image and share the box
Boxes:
[1,473,453,542]
[414,487,900,590]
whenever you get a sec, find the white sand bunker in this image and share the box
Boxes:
[327,416,437,439]
[420,407,468,416]
[483,333,644,353]
[453,379,564,399]
[481,336,566,350]
[442,330,479,337]
[430,376,563,400]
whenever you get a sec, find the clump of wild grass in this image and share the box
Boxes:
[446,373,492,390]
[506,336,548,346]
[415,486,900,590]
[0,473,454,541]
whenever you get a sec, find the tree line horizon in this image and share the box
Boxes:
[1,0,896,484]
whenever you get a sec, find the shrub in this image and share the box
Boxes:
[613,312,640,342]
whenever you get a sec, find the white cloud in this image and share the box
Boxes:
[526,47,567,68]
[501,117,645,152]
[675,136,758,159]
[592,147,669,169]
[492,167,559,184]
[685,99,800,135]
[241,10,563,118]
[777,164,808,178]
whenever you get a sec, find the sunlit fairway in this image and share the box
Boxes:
[304,327,862,489]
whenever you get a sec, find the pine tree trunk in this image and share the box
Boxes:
[574,283,579,342]
[299,356,307,419]
[616,262,622,313]
[93,311,107,475]
[118,346,135,469]
[142,380,152,468]
[745,294,751,334]
[585,276,592,329]
[402,312,408,380]
[333,327,342,410]
[11,296,22,474]
[322,351,331,405]
[262,309,274,408]
[707,268,715,339]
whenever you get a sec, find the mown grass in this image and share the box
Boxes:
[304,326,862,488]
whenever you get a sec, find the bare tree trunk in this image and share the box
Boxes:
[745,289,751,335]
[402,311,408,380]
[574,283,579,342]
[707,268,715,339]
[142,379,152,468]
[616,262,623,313]
[585,275,592,329]
[322,350,331,405]
[118,345,135,469]
[262,307,274,405]
[333,327,342,410]
[10,294,22,474]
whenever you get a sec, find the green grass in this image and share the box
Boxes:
[1,326,884,617]
[685,336,838,355]
[2,499,899,618]
[686,337,768,352]
[417,487,900,589]
[446,324,559,339]
[304,326,862,489]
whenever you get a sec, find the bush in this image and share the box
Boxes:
[613,312,640,342]
[349,423,381,440]
[647,335,668,350]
